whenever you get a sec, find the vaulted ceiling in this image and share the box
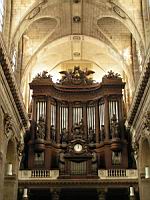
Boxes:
[9,0,146,109]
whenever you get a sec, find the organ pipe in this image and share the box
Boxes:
[36,101,46,122]
[60,106,68,131]
[73,107,83,125]
[99,103,105,130]
[51,104,56,128]
[87,106,96,134]
[109,100,119,121]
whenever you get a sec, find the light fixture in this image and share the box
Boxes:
[129,186,134,196]
[145,166,150,179]
[6,163,13,175]
[23,188,28,198]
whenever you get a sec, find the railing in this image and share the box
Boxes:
[98,169,138,179]
[31,170,50,177]
[108,169,126,177]
[19,170,59,180]
[18,169,138,180]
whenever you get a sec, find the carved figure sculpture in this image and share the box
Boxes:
[4,113,12,136]
[59,66,95,85]
[111,114,119,138]
[103,70,121,79]
[61,128,68,143]
[88,127,95,143]
[36,115,45,140]
[51,125,56,142]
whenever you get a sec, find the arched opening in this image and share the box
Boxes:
[140,138,150,174]
[3,139,18,200]
[5,140,16,174]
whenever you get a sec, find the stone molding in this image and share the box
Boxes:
[127,62,150,126]
[0,36,29,128]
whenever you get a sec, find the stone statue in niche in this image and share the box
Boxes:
[36,115,45,140]
[4,113,13,137]
[111,114,119,138]
[50,125,56,142]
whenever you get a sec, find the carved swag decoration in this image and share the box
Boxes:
[58,66,95,85]
[4,113,13,137]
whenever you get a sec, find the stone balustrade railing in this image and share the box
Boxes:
[98,169,138,179]
[18,169,138,180]
[18,170,59,180]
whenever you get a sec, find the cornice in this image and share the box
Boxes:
[126,61,150,127]
[18,178,138,188]
[0,36,29,128]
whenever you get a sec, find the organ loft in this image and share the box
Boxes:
[20,66,138,200]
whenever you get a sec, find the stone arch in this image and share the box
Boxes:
[139,137,150,173]
[3,138,18,200]
[5,138,17,175]
[11,2,59,49]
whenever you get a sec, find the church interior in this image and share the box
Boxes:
[0,0,150,200]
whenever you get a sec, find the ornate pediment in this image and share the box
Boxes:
[58,66,95,85]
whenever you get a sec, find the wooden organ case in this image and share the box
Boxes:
[26,67,129,178]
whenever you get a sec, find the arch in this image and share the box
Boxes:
[21,35,132,80]
[140,138,150,173]
[104,0,145,50]
[10,1,59,49]
[5,139,17,175]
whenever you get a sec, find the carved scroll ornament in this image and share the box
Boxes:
[143,111,150,132]
[4,113,13,137]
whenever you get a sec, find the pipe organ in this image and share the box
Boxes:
[25,67,129,176]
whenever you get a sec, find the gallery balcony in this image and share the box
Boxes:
[18,169,138,180]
